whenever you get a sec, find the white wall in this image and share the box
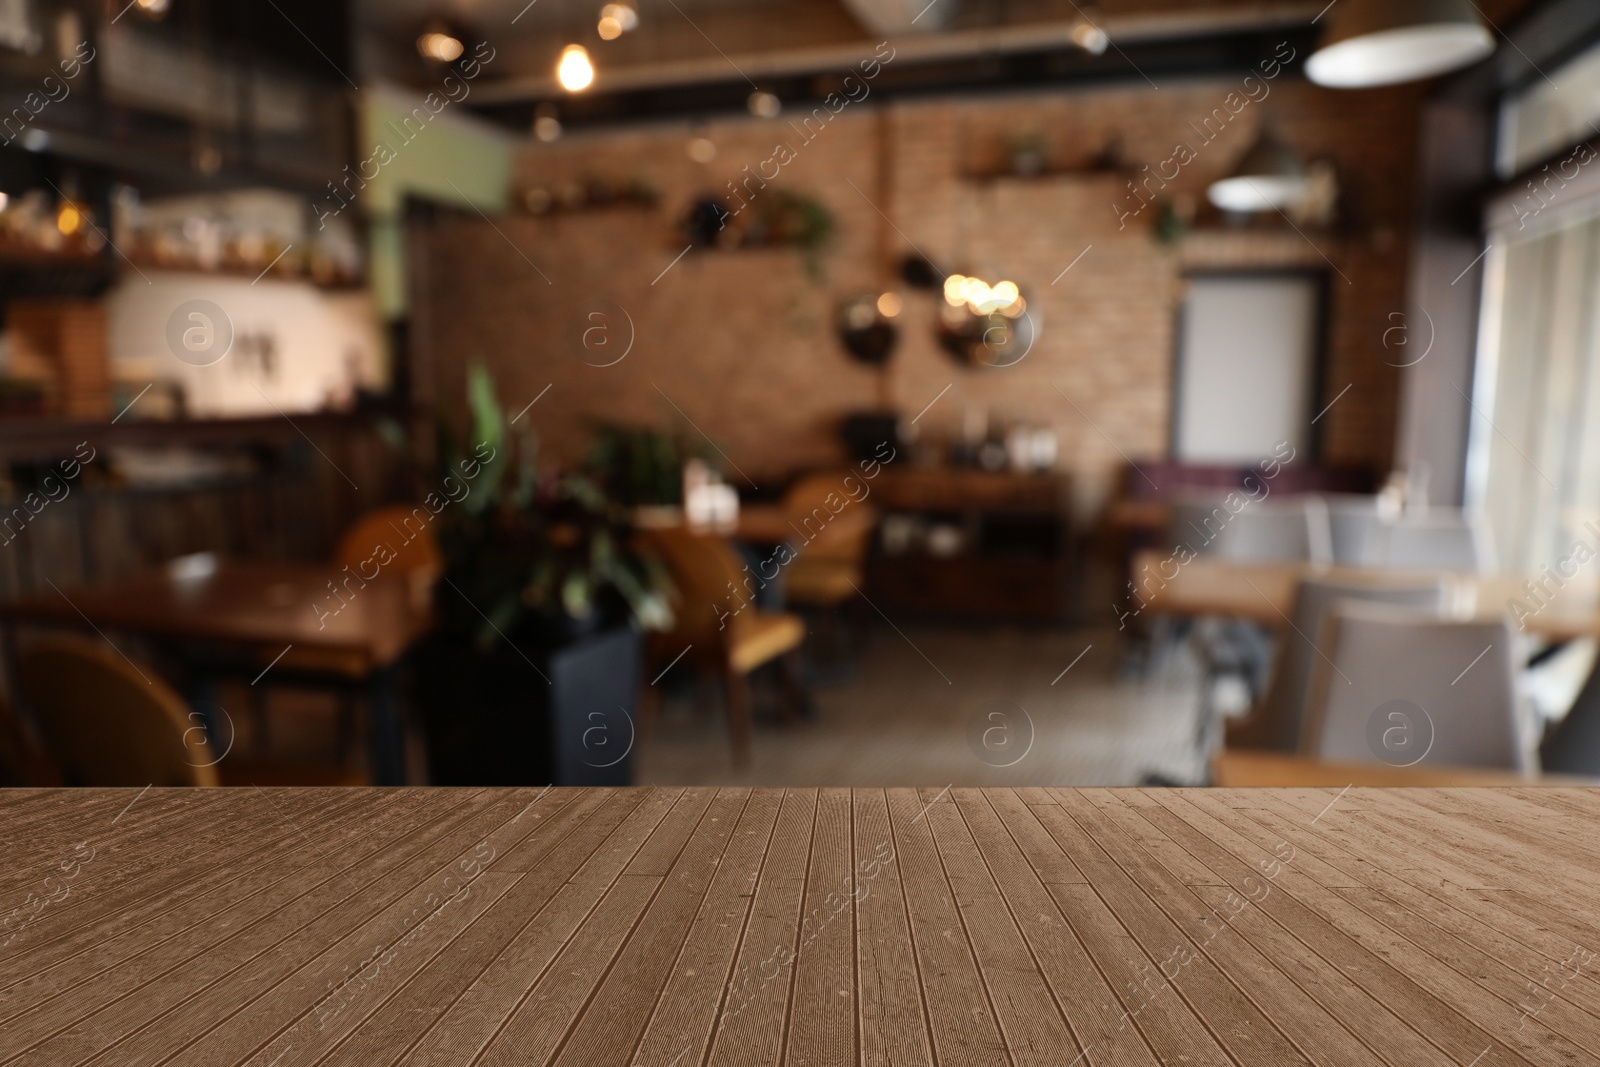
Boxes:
[106,271,384,417]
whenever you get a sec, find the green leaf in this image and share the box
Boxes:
[463,362,508,514]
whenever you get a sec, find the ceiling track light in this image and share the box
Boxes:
[1306,0,1495,88]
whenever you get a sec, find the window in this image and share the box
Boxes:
[1497,39,1600,178]
[1471,38,1600,572]
[1468,197,1600,571]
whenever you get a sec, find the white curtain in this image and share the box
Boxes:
[1472,199,1600,572]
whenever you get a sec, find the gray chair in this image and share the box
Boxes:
[1370,512,1493,572]
[1228,575,1448,753]
[1320,494,1385,566]
[1539,657,1600,775]
[1166,492,1235,557]
[1301,602,1531,772]
[1173,498,1331,753]
[1213,498,1332,565]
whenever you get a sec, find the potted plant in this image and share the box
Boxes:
[415,366,675,786]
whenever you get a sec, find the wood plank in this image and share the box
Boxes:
[546,790,751,1066]
[1138,790,1565,1067]
[1045,788,1314,1065]
[924,792,1079,1066]
[465,788,721,1066]
[61,790,540,1067]
[704,790,817,1067]
[0,789,378,984]
[1017,794,1234,1067]
[1218,792,1600,1011]
[786,787,858,1067]
[884,787,1009,1067]
[1056,789,1376,1066]
[396,789,682,1067]
[628,789,784,1067]
[162,789,576,1067]
[0,790,460,1059]
[952,790,1159,1067]
[310,788,634,1066]
[852,788,934,1067]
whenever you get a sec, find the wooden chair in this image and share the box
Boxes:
[20,634,365,786]
[781,472,878,610]
[20,634,220,787]
[0,693,55,786]
[335,505,445,584]
[642,527,805,765]
[248,505,441,763]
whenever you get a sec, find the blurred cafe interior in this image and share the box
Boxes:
[1,0,1600,791]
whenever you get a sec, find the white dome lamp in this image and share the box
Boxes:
[1207,128,1310,213]
[1306,0,1495,88]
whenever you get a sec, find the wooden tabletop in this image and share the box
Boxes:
[1210,749,1600,788]
[1130,549,1600,640]
[4,786,1598,1066]
[0,556,431,670]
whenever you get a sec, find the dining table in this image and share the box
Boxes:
[1129,549,1600,640]
[0,784,1596,1066]
[0,555,433,785]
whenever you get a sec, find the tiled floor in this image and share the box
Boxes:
[637,623,1209,787]
[230,622,1208,788]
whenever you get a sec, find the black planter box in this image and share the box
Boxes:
[416,625,641,786]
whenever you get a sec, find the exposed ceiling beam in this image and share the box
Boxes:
[468,2,1322,104]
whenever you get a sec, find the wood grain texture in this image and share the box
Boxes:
[1,787,1597,1067]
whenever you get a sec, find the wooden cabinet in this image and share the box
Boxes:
[864,468,1072,622]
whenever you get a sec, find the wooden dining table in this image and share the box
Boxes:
[1,785,1596,1066]
[0,556,433,785]
[1129,549,1600,640]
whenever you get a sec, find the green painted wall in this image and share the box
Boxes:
[358,85,514,320]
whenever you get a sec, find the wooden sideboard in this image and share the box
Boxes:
[865,467,1073,622]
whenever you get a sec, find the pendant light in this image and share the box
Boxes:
[1207,127,1308,213]
[1306,0,1494,88]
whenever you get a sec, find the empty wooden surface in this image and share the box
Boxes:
[1,786,1598,1066]
[0,558,431,669]
[1129,549,1600,641]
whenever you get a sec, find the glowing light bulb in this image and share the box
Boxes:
[943,274,968,306]
[557,45,594,91]
[747,91,781,118]
[877,292,902,318]
[601,3,639,31]
[417,31,463,62]
[597,15,622,39]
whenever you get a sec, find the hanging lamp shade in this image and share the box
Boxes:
[1306,0,1494,88]
[1207,128,1309,213]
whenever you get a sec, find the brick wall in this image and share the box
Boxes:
[417,70,1422,512]
[7,299,110,419]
